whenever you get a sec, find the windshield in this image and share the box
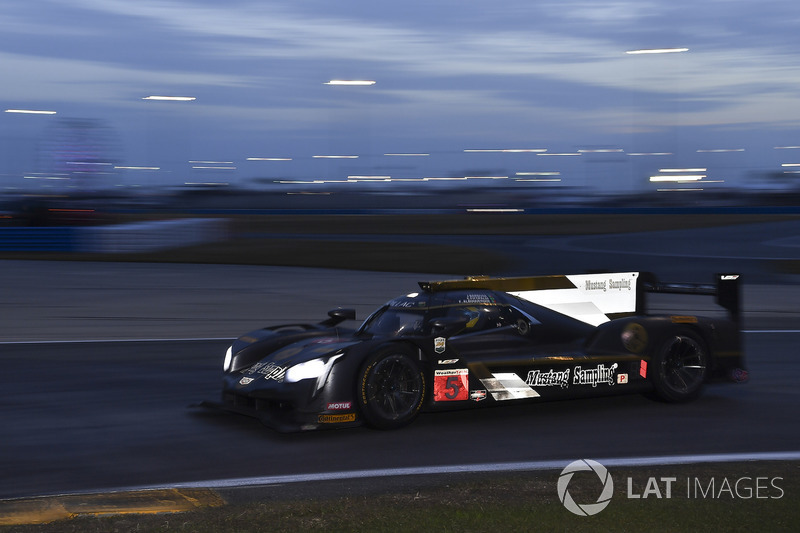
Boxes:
[359,307,428,337]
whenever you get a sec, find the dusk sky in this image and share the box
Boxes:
[2,0,800,193]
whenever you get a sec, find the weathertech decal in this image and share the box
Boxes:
[479,373,540,401]
[434,369,469,401]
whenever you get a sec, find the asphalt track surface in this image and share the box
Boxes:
[1,332,797,501]
[2,220,800,502]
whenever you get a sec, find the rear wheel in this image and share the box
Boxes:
[650,331,708,402]
[358,347,426,429]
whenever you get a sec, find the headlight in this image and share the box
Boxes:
[223,346,233,372]
[284,353,343,393]
[284,358,327,382]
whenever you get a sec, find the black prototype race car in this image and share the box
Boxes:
[205,272,747,432]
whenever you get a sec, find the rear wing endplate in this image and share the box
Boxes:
[637,273,741,324]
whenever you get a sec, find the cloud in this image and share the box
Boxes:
[0,50,254,105]
[5,0,800,179]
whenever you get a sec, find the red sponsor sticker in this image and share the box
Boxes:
[470,390,487,402]
[434,369,468,401]
[639,360,648,379]
[326,402,352,411]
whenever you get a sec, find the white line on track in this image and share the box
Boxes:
[743,330,800,334]
[144,451,800,491]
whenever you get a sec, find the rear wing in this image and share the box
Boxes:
[637,273,741,325]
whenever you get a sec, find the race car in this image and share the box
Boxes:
[204,271,746,432]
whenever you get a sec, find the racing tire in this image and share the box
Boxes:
[357,346,426,430]
[649,330,708,403]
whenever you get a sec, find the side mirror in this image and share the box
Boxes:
[429,316,469,335]
[320,308,356,327]
[515,319,532,336]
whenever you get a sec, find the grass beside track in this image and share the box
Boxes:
[2,462,797,532]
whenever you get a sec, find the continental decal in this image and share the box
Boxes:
[671,315,698,324]
[318,413,357,424]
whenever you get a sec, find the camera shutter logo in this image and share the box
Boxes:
[557,459,614,516]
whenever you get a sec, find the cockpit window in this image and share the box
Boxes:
[441,305,536,335]
[359,307,427,337]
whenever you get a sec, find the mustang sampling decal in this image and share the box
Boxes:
[510,272,639,327]
[573,363,619,387]
[525,368,571,388]
[245,361,286,382]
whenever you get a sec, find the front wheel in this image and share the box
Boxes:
[650,331,708,402]
[357,346,426,429]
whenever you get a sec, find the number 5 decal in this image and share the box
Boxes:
[434,369,469,401]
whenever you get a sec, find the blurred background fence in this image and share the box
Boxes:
[0,218,228,252]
